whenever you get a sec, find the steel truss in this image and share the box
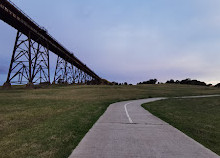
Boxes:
[53,56,93,84]
[4,31,50,86]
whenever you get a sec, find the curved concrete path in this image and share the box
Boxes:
[69,95,220,158]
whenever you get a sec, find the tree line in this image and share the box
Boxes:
[112,78,220,87]
[137,78,219,87]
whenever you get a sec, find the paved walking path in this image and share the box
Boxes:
[69,96,220,158]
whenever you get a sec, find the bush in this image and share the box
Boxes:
[138,79,157,85]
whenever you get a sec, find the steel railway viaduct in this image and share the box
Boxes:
[0,0,107,87]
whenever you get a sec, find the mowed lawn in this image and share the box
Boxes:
[1,84,220,158]
[143,97,220,156]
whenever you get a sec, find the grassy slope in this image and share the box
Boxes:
[143,97,220,155]
[1,84,220,157]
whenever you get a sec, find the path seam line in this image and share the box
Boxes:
[124,102,133,123]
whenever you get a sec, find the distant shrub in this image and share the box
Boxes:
[165,78,207,86]
[138,79,157,85]
[166,79,175,84]
[215,83,220,88]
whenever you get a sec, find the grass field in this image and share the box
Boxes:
[142,97,220,155]
[1,84,220,157]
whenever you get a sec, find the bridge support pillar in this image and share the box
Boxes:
[53,56,94,85]
[53,56,67,84]
[53,56,80,84]
[3,31,50,88]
